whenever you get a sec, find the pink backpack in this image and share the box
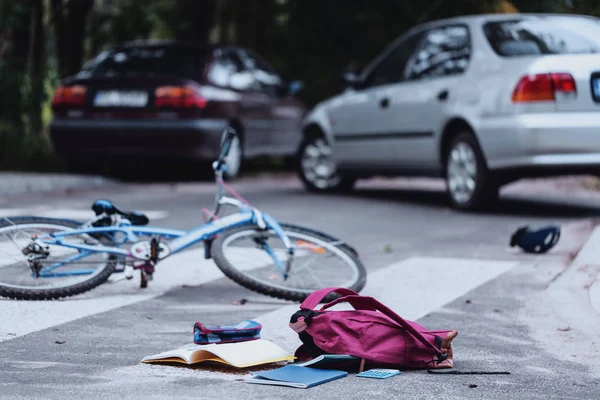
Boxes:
[289,287,458,372]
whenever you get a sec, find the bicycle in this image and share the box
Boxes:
[0,128,366,302]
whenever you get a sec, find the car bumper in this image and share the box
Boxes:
[478,112,600,173]
[50,118,229,161]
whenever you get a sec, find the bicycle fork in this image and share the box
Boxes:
[260,213,295,280]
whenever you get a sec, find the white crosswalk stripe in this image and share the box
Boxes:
[253,257,519,351]
[0,254,520,345]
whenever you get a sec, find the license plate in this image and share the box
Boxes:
[94,90,148,107]
[592,77,600,102]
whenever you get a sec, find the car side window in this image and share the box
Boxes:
[404,25,471,81]
[207,49,253,90]
[362,31,426,88]
[240,49,283,96]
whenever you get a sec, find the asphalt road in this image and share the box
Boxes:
[1,173,600,399]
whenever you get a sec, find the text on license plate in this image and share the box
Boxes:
[94,91,148,107]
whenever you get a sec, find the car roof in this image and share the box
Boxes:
[112,39,236,53]
[417,12,598,29]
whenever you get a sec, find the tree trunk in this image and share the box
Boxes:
[65,0,94,76]
[51,0,67,77]
[28,0,45,136]
[52,0,94,78]
[0,2,31,125]
[171,0,217,47]
[216,0,234,43]
[253,0,275,56]
[190,0,217,46]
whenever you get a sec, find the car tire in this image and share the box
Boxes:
[444,132,499,211]
[222,125,243,181]
[297,134,355,193]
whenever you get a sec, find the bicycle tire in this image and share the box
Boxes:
[211,223,367,302]
[0,216,117,300]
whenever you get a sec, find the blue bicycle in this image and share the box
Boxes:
[0,128,366,301]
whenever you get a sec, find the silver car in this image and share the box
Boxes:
[297,13,600,210]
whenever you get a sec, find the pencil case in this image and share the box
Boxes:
[193,320,262,345]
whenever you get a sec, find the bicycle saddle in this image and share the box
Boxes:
[91,199,149,226]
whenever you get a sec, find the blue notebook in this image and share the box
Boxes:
[245,365,348,388]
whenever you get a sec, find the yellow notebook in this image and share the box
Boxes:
[141,339,295,368]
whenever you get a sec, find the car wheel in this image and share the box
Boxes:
[223,126,243,181]
[445,132,498,211]
[297,135,355,192]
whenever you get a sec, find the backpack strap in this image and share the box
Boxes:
[300,287,360,310]
[319,294,444,357]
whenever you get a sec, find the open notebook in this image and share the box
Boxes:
[141,339,295,368]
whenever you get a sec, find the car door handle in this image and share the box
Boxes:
[437,90,449,102]
[380,97,390,109]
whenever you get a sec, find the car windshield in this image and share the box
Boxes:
[85,45,207,79]
[483,16,600,56]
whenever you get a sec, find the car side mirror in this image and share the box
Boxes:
[287,80,304,96]
[342,72,363,89]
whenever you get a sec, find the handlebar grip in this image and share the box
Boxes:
[218,127,237,162]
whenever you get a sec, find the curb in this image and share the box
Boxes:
[0,172,116,198]
[547,225,600,339]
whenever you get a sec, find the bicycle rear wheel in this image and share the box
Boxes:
[210,223,366,302]
[0,217,117,300]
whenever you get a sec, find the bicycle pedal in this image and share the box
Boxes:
[140,271,153,288]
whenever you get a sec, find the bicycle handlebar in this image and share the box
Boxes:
[209,127,241,220]
[214,127,237,172]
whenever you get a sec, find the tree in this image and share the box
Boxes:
[161,0,218,46]
[51,0,94,78]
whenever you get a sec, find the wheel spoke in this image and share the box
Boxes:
[212,226,365,301]
[0,221,114,298]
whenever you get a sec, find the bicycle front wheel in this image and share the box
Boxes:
[211,224,367,302]
[0,217,117,300]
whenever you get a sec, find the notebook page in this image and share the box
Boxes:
[197,339,293,367]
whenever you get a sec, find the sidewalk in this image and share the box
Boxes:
[576,226,600,318]
[548,224,600,339]
[0,172,115,198]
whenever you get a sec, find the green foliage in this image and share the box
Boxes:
[268,0,500,106]
[87,0,161,56]
[3,0,600,172]
[0,1,57,171]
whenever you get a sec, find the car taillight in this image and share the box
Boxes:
[511,73,576,103]
[154,86,207,109]
[52,85,87,107]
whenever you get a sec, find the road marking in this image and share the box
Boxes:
[0,255,519,345]
[0,248,218,342]
[254,256,520,352]
[0,208,169,221]
[0,246,297,342]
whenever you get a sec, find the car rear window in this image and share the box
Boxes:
[483,16,600,56]
[85,45,207,79]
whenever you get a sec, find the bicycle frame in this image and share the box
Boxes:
[36,207,291,277]
[31,130,295,279]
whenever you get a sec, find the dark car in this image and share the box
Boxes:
[49,40,307,179]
